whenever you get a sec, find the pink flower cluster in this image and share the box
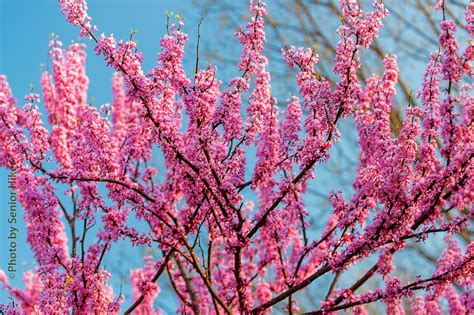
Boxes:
[0,0,472,314]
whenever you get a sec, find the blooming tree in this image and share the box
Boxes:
[0,0,472,314]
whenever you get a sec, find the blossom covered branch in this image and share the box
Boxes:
[0,0,472,314]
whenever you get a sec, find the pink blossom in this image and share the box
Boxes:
[0,0,470,313]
